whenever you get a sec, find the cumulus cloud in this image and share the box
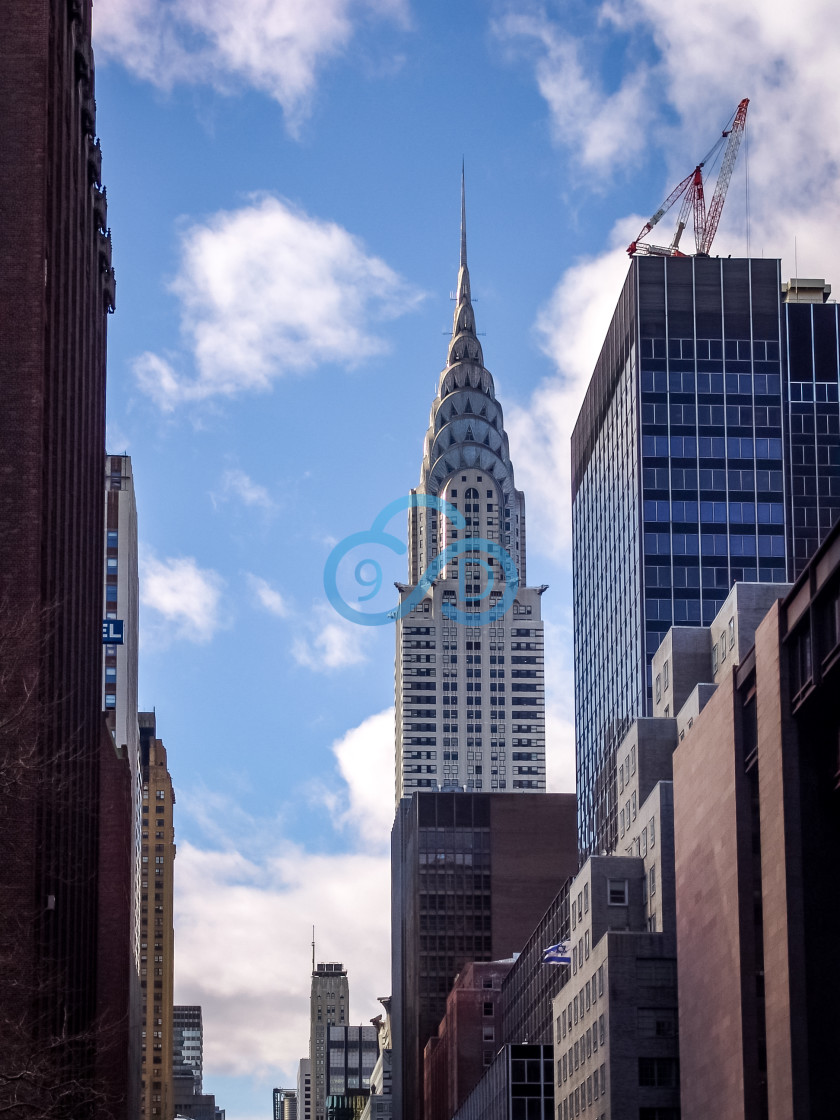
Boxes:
[292,612,369,671]
[174,836,390,1078]
[541,615,577,793]
[494,9,653,174]
[140,552,226,644]
[248,574,291,618]
[329,708,395,850]
[215,468,276,511]
[134,195,422,410]
[93,0,409,133]
[504,0,840,562]
[173,705,395,1078]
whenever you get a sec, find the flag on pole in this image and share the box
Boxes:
[542,941,571,965]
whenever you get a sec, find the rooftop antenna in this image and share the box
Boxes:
[312,925,315,972]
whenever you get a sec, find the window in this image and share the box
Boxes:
[663,659,669,691]
[156,791,165,800]
[608,879,628,906]
[649,865,656,895]
[638,1057,678,1087]
[583,883,589,913]
[729,617,735,649]
[482,1026,494,1042]
[649,817,655,847]
[655,674,661,703]
[790,623,813,697]
[720,634,726,662]
[712,642,718,674]
[483,1001,493,1016]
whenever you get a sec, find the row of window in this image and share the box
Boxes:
[640,336,780,362]
[643,435,784,460]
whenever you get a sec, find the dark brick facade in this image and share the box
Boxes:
[424,959,514,1120]
[391,792,577,1120]
[0,0,116,1111]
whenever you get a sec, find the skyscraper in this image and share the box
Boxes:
[310,962,350,1120]
[572,255,840,857]
[395,176,547,801]
[139,714,177,1120]
[102,453,143,1110]
[0,0,117,1112]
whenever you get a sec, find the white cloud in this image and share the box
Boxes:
[494,10,653,174]
[141,552,226,643]
[248,574,291,618]
[174,835,390,1078]
[134,195,423,410]
[216,468,276,511]
[541,616,577,794]
[292,607,369,671]
[173,706,395,1078]
[330,708,395,850]
[93,0,409,134]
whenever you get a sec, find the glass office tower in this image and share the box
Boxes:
[573,256,840,857]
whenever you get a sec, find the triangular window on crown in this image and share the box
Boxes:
[464,397,472,413]
[465,425,474,441]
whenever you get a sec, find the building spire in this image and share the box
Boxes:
[449,164,477,361]
[460,160,467,269]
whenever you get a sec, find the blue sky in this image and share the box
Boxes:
[92,0,840,1114]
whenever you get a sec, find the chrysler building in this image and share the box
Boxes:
[395,176,547,802]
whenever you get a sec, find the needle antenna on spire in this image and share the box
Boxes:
[460,160,467,269]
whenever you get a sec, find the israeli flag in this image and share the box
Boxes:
[542,941,571,966]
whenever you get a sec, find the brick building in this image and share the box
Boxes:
[391,791,577,1120]
[671,524,840,1119]
[424,959,514,1120]
[0,0,118,1113]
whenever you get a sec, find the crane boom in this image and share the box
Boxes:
[698,98,749,255]
[627,169,696,256]
[628,97,750,259]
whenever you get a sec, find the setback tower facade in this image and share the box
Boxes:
[310,962,349,1120]
[572,255,840,857]
[395,179,547,801]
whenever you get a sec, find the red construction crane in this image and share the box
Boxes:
[627,98,749,258]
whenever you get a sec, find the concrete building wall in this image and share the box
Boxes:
[310,964,349,1120]
[673,666,761,1119]
[499,882,571,1048]
[297,1059,312,1120]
